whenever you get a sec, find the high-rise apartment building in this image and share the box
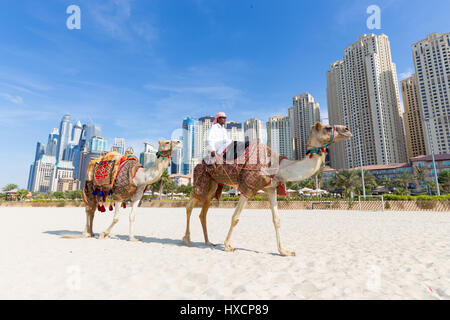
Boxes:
[226,121,244,142]
[30,155,56,192]
[113,138,125,155]
[89,136,108,152]
[401,74,427,158]
[244,118,263,144]
[45,128,59,157]
[182,117,199,175]
[412,32,450,155]
[198,116,214,158]
[289,93,320,160]
[267,115,293,159]
[140,142,157,169]
[56,114,73,162]
[327,33,407,169]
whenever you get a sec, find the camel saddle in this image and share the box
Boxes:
[86,151,141,197]
[193,142,287,202]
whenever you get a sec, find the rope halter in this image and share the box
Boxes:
[306,126,335,158]
[156,150,171,160]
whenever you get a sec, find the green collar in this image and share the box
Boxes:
[306,126,335,158]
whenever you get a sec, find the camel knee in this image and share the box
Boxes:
[272,217,280,228]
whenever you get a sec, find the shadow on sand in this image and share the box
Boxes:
[43,230,265,254]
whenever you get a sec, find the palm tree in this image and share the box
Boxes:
[438,169,449,194]
[355,170,377,195]
[157,170,171,199]
[16,189,29,201]
[164,180,177,199]
[314,162,325,190]
[395,172,415,190]
[2,184,18,192]
[331,170,359,197]
[414,166,426,188]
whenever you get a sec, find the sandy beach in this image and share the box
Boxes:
[0,206,449,300]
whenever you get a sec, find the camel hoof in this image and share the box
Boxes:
[182,236,191,246]
[129,237,140,242]
[205,241,216,247]
[99,232,108,239]
[280,250,295,257]
[224,245,235,252]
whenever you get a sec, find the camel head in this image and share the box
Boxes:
[307,122,352,148]
[157,140,181,153]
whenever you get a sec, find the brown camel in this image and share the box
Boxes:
[182,122,352,256]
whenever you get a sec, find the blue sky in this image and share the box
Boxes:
[0,0,449,188]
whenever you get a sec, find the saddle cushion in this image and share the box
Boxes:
[87,152,139,193]
[193,143,287,202]
[111,159,143,201]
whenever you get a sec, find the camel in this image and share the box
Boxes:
[182,122,352,256]
[75,139,181,241]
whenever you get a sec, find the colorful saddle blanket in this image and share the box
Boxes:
[87,152,140,195]
[193,142,287,202]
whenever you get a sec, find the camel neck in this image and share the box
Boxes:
[275,153,325,182]
[141,157,170,185]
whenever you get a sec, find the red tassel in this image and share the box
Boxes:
[97,204,102,211]
[122,202,126,209]
[109,204,113,211]
[309,153,313,159]
[322,147,325,153]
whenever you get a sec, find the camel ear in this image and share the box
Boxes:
[312,122,322,131]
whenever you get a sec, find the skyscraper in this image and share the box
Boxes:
[267,115,293,159]
[182,117,199,174]
[226,121,244,142]
[244,118,263,144]
[401,75,426,158]
[198,116,214,158]
[89,136,108,152]
[140,142,156,169]
[113,138,125,155]
[45,128,59,157]
[289,93,320,160]
[30,155,56,192]
[412,32,450,155]
[56,114,73,162]
[327,33,407,169]
[34,142,45,162]
[71,121,83,145]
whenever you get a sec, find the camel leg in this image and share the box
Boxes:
[82,206,95,237]
[199,200,214,246]
[268,188,295,256]
[99,202,122,239]
[129,200,141,242]
[199,182,218,246]
[224,196,248,252]
[88,209,95,236]
[183,198,199,246]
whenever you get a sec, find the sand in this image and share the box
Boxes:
[0,206,449,300]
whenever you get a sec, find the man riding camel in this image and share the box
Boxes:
[206,112,249,163]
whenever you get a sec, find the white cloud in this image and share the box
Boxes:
[399,67,414,80]
[0,93,23,104]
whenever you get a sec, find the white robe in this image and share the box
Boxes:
[206,123,232,155]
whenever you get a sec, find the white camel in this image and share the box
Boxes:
[78,140,181,241]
